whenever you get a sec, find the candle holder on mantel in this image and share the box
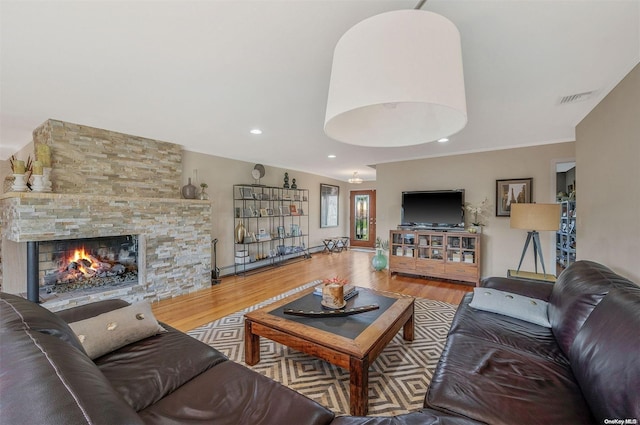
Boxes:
[11,174,29,192]
[31,174,46,192]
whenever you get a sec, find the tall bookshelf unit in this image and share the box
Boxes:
[233,184,310,274]
[389,229,481,286]
[556,200,576,271]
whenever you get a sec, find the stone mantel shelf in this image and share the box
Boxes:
[1,191,211,205]
[1,191,212,243]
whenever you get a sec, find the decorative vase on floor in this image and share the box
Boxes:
[372,249,387,271]
[181,178,197,199]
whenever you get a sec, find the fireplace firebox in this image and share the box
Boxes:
[37,235,139,301]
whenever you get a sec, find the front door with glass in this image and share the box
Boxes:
[350,190,376,249]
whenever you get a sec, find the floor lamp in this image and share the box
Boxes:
[510,203,560,277]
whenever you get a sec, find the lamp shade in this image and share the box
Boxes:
[324,10,467,147]
[510,204,561,231]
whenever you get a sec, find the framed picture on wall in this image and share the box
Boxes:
[320,183,339,228]
[496,178,533,217]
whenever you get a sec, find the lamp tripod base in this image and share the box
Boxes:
[516,230,550,277]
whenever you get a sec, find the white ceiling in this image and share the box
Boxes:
[1,1,639,182]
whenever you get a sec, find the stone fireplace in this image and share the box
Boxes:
[0,119,212,311]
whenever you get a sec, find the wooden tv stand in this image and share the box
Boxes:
[389,230,481,286]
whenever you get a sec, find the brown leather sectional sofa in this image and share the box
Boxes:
[425,260,639,424]
[1,260,638,424]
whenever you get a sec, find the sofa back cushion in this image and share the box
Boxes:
[57,298,130,323]
[568,286,640,423]
[548,261,636,356]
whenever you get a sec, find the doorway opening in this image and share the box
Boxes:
[555,161,576,275]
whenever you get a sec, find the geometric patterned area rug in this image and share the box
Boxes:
[188,282,457,416]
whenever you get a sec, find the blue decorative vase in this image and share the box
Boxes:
[372,249,387,271]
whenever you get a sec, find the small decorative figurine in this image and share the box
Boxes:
[291,178,297,189]
[283,172,290,189]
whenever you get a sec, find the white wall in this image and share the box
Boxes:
[183,142,579,279]
[576,63,640,282]
[375,142,576,278]
[181,151,348,274]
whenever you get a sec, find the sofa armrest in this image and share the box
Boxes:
[56,299,131,323]
[1,321,144,425]
[481,276,553,301]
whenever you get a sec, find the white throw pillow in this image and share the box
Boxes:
[69,301,165,359]
[469,287,551,328]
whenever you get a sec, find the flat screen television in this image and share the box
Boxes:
[401,190,465,228]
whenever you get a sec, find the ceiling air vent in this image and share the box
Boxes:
[558,91,596,105]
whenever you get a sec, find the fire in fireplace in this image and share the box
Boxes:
[40,235,139,295]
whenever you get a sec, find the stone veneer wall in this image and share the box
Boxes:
[33,119,182,198]
[1,119,210,309]
[1,192,211,311]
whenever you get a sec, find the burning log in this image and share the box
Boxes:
[41,245,137,295]
[110,264,125,275]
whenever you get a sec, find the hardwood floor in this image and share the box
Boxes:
[152,250,473,332]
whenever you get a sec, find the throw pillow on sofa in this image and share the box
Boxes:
[469,287,551,327]
[69,301,165,359]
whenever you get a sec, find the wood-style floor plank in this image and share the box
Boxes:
[152,250,472,332]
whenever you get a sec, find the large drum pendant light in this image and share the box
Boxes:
[324,9,467,147]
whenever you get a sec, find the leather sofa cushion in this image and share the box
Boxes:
[481,276,553,301]
[96,323,227,411]
[57,298,130,323]
[548,260,637,356]
[426,332,595,425]
[1,292,86,354]
[569,287,640,423]
[0,304,143,425]
[449,293,568,365]
[138,360,335,425]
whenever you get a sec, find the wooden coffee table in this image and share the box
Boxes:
[244,287,414,416]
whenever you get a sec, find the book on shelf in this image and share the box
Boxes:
[313,283,358,301]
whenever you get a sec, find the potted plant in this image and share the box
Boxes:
[199,183,209,200]
[465,197,491,233]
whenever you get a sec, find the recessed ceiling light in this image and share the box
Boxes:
[250,129,262,135]
[437,138,449,143]
[327,154,336,158]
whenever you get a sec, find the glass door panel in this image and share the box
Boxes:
[354,194,370,241]
[350,190,376,248]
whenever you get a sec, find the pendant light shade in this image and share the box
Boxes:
[324,10,467,147]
